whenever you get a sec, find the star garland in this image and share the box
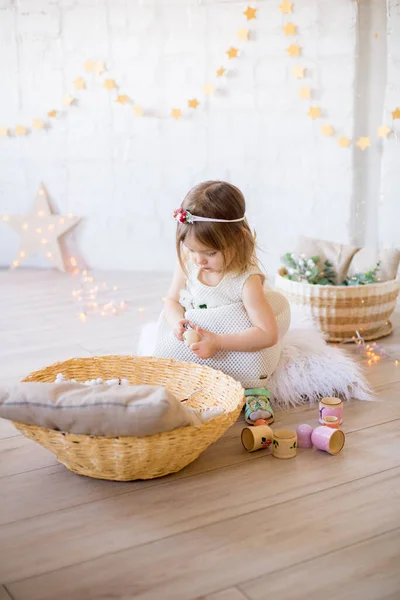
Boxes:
[0,6,257,136]
[1,3,397,145]
[279,1,399,149]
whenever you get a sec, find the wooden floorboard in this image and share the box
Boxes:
[0,269,400,600]
[6,468,400,599]
[240,528,400,600]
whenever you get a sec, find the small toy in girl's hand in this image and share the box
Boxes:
[183,328,201,347]
[296,423,314,448]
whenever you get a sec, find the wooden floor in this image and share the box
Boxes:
[1,269,400,600]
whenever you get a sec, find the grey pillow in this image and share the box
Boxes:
[0,382,201,436]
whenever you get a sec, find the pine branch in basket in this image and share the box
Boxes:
[281,253,336,285]
[281,253,382,286]
[343,261,381,286]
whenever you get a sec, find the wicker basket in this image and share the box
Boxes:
[14,356,244,481]
[275,268,399,342]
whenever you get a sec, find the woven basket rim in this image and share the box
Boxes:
[276,268,400,290]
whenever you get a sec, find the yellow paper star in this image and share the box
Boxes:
[188,98,200,109]
[15,125,28,136]
[116,94,129,105]
[293,65,306,79]
[392,108,400,120]
[307,106,321,120]
[104,79,117,91]
[0,127,9,136]
[378,124,391,138]
[64,95,75,106]
[283,22,297,36]
[287,44,301,57]
[321,124,334,136]
[171,108,182,120]
[1,183,81,272]
[243,6,257,20]
[216,66,226,77]
[32,119,45,130]
[226,46,239,59]
[48,110,57,118]
[94,62,106,75]
[203,84,214,96]
[237,27,249,41]
[338,136,351,148]
[299,86,311,99]
[133,105,144,117]
[84,59,95,72]
[74,77,86,90]
[279,1,293,14]
[356,137,371,151]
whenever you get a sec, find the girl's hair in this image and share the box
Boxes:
[176,180,258,274]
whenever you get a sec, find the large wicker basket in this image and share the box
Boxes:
[275,268,399,342]
[14,356,245,481]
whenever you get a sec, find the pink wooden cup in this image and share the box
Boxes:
[311,426,345,455]
[319,397,343,425]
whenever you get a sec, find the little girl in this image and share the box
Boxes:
[152,180,291,424]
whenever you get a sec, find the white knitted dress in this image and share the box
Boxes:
[153,262,291,389]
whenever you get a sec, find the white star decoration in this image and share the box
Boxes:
[1,183,81,272]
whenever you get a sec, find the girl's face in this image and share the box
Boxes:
[184,234,228,273]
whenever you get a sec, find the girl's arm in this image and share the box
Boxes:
[191,275,278,358]
[218,275,278,351]
[163,262,190,340]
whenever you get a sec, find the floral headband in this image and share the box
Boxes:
[173,208,245,225]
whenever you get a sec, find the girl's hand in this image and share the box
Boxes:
[190,327,221,359]
[173,319,192,341]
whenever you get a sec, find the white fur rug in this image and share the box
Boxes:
[137,315,373,408]
[268,323,372,408]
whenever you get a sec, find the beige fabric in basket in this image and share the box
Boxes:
[295,235,360,284]
[0,382,201,436]
[347,247,400,282]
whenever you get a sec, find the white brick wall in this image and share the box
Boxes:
[0,0,398,274]
[379,0,400,247]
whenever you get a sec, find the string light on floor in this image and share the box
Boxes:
[70,264,128,321]
[340,329,399,367]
